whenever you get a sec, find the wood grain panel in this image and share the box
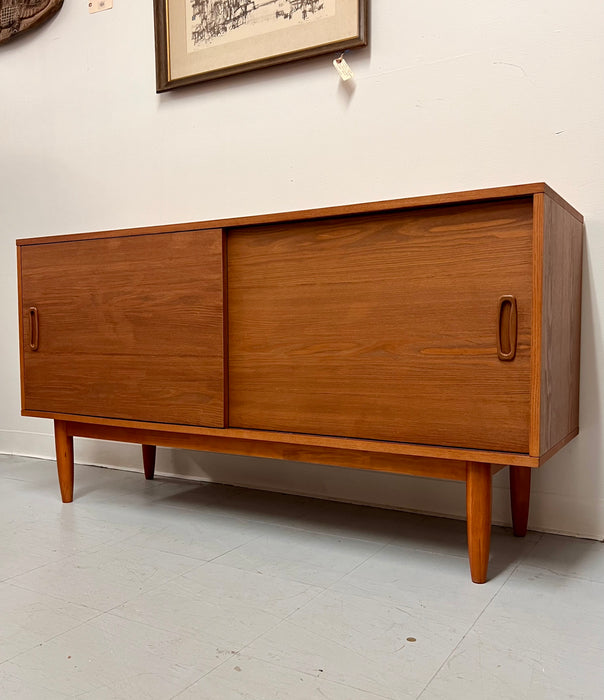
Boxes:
[529,193,545,456]
[65,422,468,481]
[20,229,225,426]
[19,409,542,466]
[539,194,583,453]
[228,199,534,452]
[17,183,580,247]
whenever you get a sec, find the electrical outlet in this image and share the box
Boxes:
[89,0,113,13]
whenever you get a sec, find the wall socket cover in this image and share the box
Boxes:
[89,0,113,13]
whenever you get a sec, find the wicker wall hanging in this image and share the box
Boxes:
[0,0,63,45]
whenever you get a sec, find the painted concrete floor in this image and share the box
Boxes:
[0,454,603,699]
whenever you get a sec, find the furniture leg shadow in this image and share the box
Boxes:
[142,444,157,480]
[510,465,532,537]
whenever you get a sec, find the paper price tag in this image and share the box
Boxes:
[333,56,354,82]
[89,0,113,13]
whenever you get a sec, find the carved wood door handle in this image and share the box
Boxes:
[29,307,39,351]
[497,295,517,361]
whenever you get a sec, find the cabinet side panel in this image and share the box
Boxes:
[539,195,583,454]
[16,244,26,411]
[529,195,544,456]
[222,231,229,426]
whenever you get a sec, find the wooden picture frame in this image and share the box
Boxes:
[154,0,368,92]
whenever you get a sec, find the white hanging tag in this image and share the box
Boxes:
[333,55,354,82]
[89,0,113,13]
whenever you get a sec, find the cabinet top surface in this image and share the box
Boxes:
[16,182,582,246]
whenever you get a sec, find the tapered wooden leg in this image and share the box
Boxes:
[54,420,74,503]
[142,444,156,480]
[509,465,531,537]
[466,461,492,584]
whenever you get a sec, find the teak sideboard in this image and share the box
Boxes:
[16,183,583,583]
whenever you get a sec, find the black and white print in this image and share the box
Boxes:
[188,0,335,50]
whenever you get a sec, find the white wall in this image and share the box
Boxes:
[1,1,603,537]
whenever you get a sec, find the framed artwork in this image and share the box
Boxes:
[154,0,368,92]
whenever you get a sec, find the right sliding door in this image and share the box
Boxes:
[227,198,534,453]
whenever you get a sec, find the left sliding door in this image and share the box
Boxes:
[18,228,225,427]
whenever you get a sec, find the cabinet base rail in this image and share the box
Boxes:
[53,419,532,584]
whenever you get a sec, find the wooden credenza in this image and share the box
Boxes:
[17,183,583,583]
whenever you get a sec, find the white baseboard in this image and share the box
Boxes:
[1,429,602,540]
